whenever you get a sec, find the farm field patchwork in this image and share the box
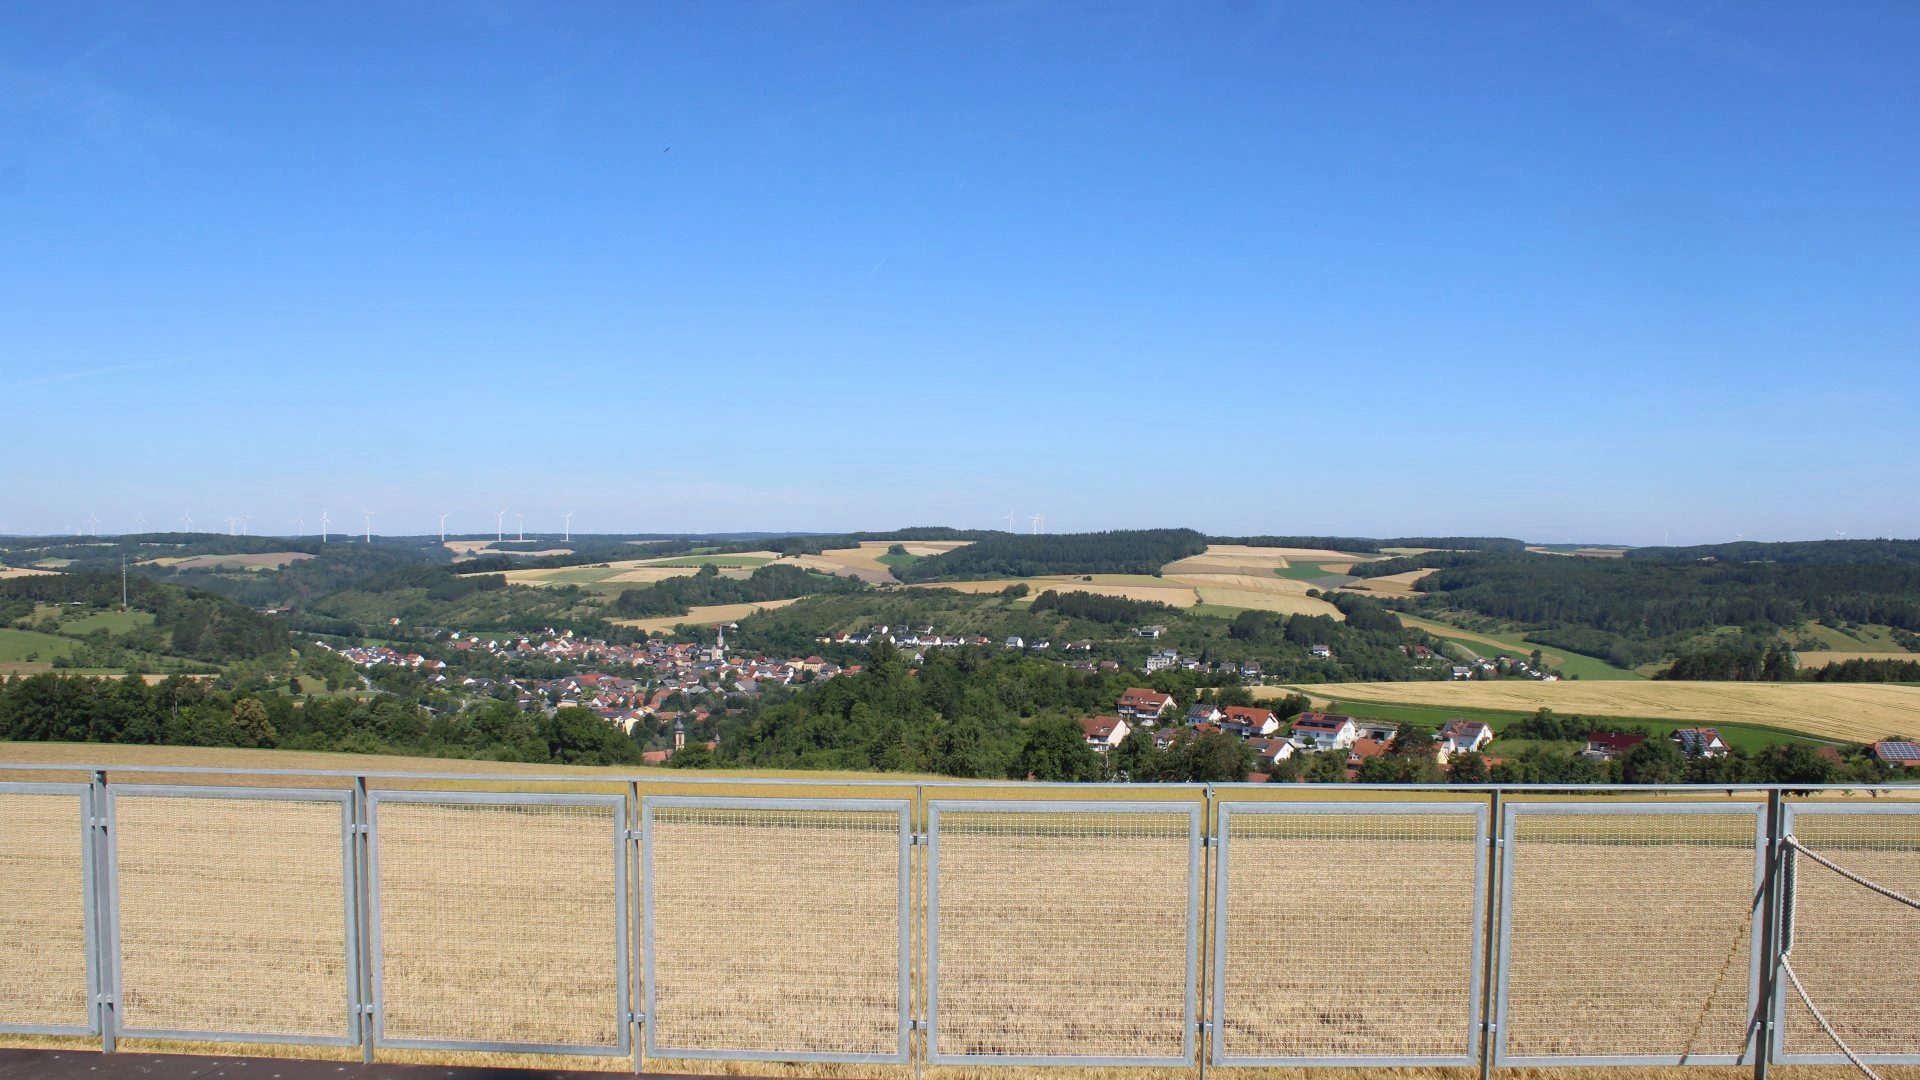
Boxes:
[1263,681,1920,744]
[1794,650,1919,670]
[141,552,314,571]
[1394,615,1642,681]
[0,628,76,664]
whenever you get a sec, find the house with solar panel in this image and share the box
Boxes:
[1670,727,1729,758]
[1870,739,1920,768]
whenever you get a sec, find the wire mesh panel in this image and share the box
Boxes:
[109,786,357,1045]
[1496,802,1763,1065]
[1213,802,1486,1066]
[927,799,1200,1065]
[369,791,628,1055]
[0,784,95,1035]
[1775,804,1920,1064]
[643,796,909,1062]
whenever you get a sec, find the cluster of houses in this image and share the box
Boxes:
[320,627,865,752]
[1446,652,1559,682]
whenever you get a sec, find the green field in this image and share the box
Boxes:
[1407,615,1644,682]
[50,607,155,636]
[1791,621,1913,653]
[1297,695,1829,752]
[876,552,920,570]
[0,629,77,663]
[1272,562,1350,582]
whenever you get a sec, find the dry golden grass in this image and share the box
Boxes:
[611,596,805,634]
[1347,569,1433,598]
[1262,681,1920,742]
[1792,651,1917,670]
[0,564,60,579]
[142,552,314,571]
[915,577,1203,606]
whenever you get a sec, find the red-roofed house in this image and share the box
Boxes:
[1671,728,1729,758]
[1871,740,1920,768]
[1080,715,1131,753]
[1117,688,1174,725]
[1221,706,1280,738]
[1584,732,1647,760]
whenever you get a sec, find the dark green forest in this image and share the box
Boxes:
[895,529,1210,582]
[609,563,866,618]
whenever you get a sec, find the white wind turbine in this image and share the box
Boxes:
[362,510,376,543]
[87,510,101,536]
[496,509,506,543]
[240,513,252,537]
[224,515,240,536]
[515,513,524,541]
[1030,513,1043,535]
[1003,511,1017,532]
[319,509,332,543]
[564,511,573,543]
[439,513,450,543]
[180,510,195,532]
[293,514,306,536]
[133,513,147,533]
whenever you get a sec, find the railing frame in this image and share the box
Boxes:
[1,763,1912,1071]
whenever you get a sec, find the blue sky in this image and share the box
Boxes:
[3,2,1915,543]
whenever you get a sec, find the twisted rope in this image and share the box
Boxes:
[1779,953,1885,1080]
[1784,835,1920,911]
[1771,833,1919,1080]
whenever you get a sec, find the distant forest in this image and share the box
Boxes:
[0,572,286,664]
[896,529,1209,582]
[1395,549,1920,671]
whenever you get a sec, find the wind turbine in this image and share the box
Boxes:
[362,510,376,543]
[224,515,240,536]
[1003,511,1017,532]
[87,510,101,536]
[496,509,506,543]
[515,513,524,542]
[564,511,573,543]
[133,513,147,533]
[293,514,306,536]
[240,513,252,537]
[319,509,332,543]
[439,513,449,543]
[180,510,195,532]
[1835,529,1848,541]
[1031,513,1044,535]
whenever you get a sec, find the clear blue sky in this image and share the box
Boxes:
[3,2,1915,543]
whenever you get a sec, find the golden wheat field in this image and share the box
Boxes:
[612,596,807,634]
[0,565,58,579]
[1264,682,1920,742]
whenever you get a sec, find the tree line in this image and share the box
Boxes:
[609,563,865,619]
[895,529,1209,582]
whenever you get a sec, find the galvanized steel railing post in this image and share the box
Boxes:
[351,775,375,1065]
[1478,789,1502,1080]
[1754,788,1784,1080]
[89,769,117,1054]
[1198,784,1215,1080]
[913,782,924,1080]
[628,778,643,1075]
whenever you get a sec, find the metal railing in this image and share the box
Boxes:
[2,765,1916,1076]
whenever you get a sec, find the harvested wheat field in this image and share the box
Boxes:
[1793,650,1919,670]
[1346,569,1433,598]
[613,597,805,635]
[917,577,1201,606]
[0,565,58,579]
[1265,682,1920,743]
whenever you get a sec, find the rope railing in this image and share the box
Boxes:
[1775,834,1920,1080]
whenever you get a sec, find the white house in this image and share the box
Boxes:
[1004,636,1025,649]
[1144,649,1180,672]
[1310,644,1332,660]
[1437,719,1495,755]
[1670,727,1728,757]
[1289,711,1359,751]
[1185,703,1225,726]
[1079,715,1131,753]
